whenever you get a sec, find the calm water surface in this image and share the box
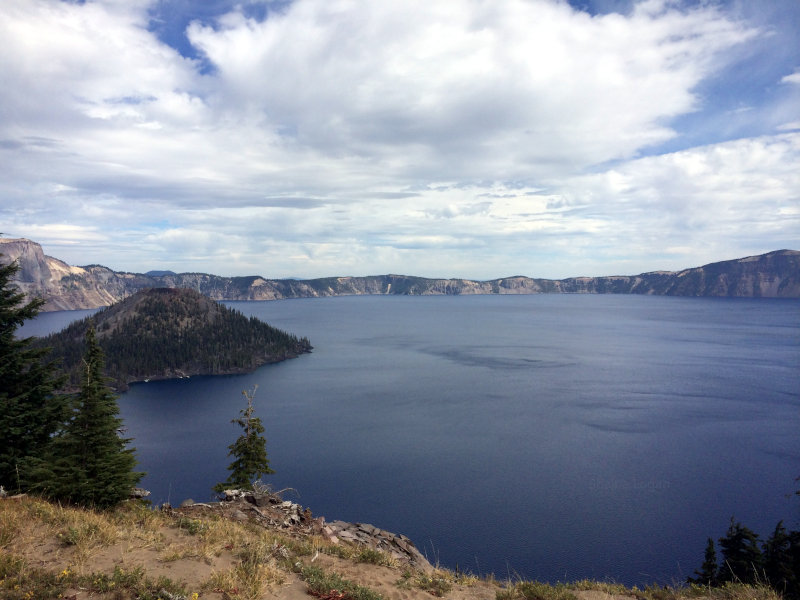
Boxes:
[24,295,800,585]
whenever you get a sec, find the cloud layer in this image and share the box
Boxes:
[1,0,798,278]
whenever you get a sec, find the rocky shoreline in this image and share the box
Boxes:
[171,488,434,573]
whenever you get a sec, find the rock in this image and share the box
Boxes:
[357,523,379,535]
[173,489,434,572]
[329,520,350,530]
[252,494,273,508]
[321,526,340,544]
[318,519,433,571]
[179,499,195,508]
[220,489,245,501]
[130,488,151,499]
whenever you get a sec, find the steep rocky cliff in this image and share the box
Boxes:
[2,238,798,311]
[0,238,147,310]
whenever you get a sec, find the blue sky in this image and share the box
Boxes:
[1,0,798,279]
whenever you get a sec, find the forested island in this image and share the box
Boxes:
[35,287,312,391]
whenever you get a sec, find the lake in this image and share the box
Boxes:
[22,294,800,586]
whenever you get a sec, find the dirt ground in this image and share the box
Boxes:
[1,494,638,600]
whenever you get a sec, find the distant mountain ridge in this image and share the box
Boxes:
[2,238,798,311]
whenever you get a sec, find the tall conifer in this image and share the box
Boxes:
[717,518,763,585]
[38,326,143,507]
[0,254,66,491]
[763,521,798,597]
[214,385,274,492]
[688,537,718,586]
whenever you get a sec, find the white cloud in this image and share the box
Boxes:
[782,69,800,85]
[544,132,800,268]
[0,0,759,191]
[0,0,797,279]
[185,0,756,181]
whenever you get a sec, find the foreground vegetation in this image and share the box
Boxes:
[0,495,788,600]
[687,515,800,600]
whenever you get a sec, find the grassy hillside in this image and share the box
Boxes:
[0,495,782,600]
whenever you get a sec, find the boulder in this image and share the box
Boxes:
[129,488,151,499]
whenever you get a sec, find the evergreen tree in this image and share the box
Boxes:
[31,326,143,507]
[763,521,799,598]
[0,255,66,491]
[788,530,800,600]
[717,518,763,585]
[214,385,274,493]
[689,537,718,586]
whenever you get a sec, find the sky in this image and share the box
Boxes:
[1,0,798,280]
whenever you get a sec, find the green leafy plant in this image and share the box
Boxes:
[300,565,383,600]
[176,517,206,536]
[355,547,397,567]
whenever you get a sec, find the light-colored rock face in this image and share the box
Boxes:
[1,238,50,283]
[1,238,85,284]
[1,238,121,310]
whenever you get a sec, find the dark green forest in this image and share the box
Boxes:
[35,287,312,391]
[689,511,800,600]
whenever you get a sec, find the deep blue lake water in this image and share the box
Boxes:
[22,295,800,586]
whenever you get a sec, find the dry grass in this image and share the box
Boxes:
[200,534,303,599]
[1,494,119,569]
[495,580,578,600]
[396,567,468,597]
[203,560,286,600]
[572,579,629,594]
[0,496,788,600]
[0,508,19,548]
[672,582,781,600]
[493,578,784,600]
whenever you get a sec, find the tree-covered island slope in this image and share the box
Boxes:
[3,237,799,311]
[35,287,312,391]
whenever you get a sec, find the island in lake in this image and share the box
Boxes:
[34,287,312,391]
